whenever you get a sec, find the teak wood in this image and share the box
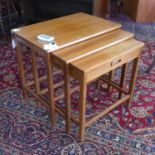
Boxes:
[70,39,144,141]
[13,13,144,142]
[51,29,133,132]
[53,29,133,64]
[14,12,121,53]
[13,13,132,133]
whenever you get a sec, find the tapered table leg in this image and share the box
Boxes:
[108,71,114,92]
[128,56,140,107]
[79,74,87,142]
[31,50,40,95]
[16,41,28,98]
[119,63,128,99]
[64,64,71,133]
[46,54,56,127]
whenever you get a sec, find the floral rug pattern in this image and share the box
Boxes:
[0,87,155,155]
[0,16,155,154]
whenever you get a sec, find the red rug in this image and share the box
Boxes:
[0,38,155,154]
[1,38,155,132]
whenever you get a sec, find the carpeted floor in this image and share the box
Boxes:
[0,15,155,154]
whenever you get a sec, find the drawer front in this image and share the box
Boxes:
[87,48,140,82]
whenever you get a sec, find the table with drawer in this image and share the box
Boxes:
[13,12,144,141]
[69,38,144,141]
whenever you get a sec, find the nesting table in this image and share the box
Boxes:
[13,13,144,141]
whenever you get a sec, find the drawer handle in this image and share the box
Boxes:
[111,59,122,66]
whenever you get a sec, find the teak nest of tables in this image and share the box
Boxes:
[13,13,144,141]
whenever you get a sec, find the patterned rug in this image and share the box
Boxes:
[0,16,155,154]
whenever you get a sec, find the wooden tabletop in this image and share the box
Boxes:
[13,13,121,52]
[70,39,144,72]
[53,29,133,63]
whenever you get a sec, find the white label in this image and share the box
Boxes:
[43,42,58,52]
[12,39,16,48]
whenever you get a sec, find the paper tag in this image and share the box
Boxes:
[43,42,58,52]
[12,39,16,49]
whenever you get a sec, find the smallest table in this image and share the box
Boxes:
[69,38,144,141]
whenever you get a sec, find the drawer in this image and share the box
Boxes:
[86,48,140,82]
[70,38,144,83]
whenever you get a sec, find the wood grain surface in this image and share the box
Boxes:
[53,29,133,63]
[13,13,121,52]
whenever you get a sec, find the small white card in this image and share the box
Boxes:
[12,39,16,48]
[43,42,58,52]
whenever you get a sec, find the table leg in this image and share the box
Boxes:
[31,50,40,94]
[118,63,128,99]
[64,64,71,133]
[16,41,28,98]
[46,54,56,127]
[128,56,140,107]
[108,70,114,92]
[79,75,87,142]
